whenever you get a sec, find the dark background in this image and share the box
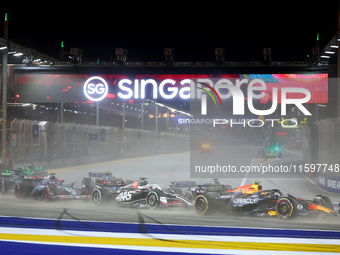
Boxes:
[1,1,340,62]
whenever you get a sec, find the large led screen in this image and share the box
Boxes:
[14,73,328,104]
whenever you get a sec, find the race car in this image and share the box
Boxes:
[168,181,197,201]
[14,174,91,201]
[191,179,232,199]
[194,181,337,219]
[162,179,232,203]
[92,177,193,209]
[82,171,132,203]
[13,175,50,199]
[1,164,50,195]
[266,144,282,158]
[1,170,44,195]
[200,143,211,154]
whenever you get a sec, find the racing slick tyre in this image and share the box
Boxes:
[92,188,110,206]
[14,183,32,199]
[315,195,334,211]
[43,184,57,202]
[194,195,216,215]
[275,197,297,219]
[146,191,160,209]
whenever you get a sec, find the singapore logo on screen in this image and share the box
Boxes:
[83,76,109,102]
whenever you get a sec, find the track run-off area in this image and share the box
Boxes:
[0,146,340,254]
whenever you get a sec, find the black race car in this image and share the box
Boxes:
[83,171,132,205]
[191,179,232,199]
[168,181,198,201]
[92,177,193,209]
[194,181,337,219]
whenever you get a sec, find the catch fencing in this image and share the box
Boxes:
[9,119,190,169]
[315,118,340,166]
[302,117,340,194]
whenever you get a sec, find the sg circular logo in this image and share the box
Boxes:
[83,76,108,102]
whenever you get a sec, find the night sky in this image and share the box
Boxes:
[1,2,340,63]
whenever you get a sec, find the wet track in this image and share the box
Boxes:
[1,146,340,232]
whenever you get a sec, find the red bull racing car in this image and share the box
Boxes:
[194,181,337,219]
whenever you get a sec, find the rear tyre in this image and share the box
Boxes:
[146,191,160,209]
[92,188,110,206]
[43,185,51,202]
[315,195,334,211]
[275,197,297,219]
[43,184,57,202]
[194,195,216,215]
[14,183,31,199]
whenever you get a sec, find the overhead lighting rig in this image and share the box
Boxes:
[70,48,83,64]
[215,48,225,63]
[263,48,272,65]
[164,48,175,64]
[116,48,127,64]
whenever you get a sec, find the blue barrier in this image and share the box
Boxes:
[0,216,339,239]
[317,171,340,194]
[0,241,196,255]
[1,216,340,255]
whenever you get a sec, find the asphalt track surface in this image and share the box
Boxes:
[0,146,339,231]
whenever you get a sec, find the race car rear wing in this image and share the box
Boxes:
[170,181,197,188]
[97,180,126,187]
[1,169,23,177]
[89,172,113,178]
[89,172,104,177]
[197,183,232,192]
[23,176,45,182]
[0,172,12,176]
